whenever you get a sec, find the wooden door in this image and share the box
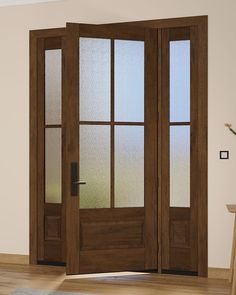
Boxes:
[64,23,158,275]
[161,26,200,274]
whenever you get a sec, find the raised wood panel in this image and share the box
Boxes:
[170,247,191,271]
[44,241,63,262]
[80,221,144,250]
[80,248,145,274]
[170,220,190,248]
[169,207,192,271]
[79,208,145,272]
[80,209,144,251]
[45,216,61,241]
[44,204,63,261]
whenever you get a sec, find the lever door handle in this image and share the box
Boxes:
[73,180,86,185]
[71,162,82,196]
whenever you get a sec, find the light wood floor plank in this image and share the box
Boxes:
[0,263,230,295]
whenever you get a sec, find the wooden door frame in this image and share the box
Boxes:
[30,27,66,265]
[30,15,207,276]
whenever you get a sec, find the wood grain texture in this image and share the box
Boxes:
[29,31,38,265]
[229,215,236,283]
[0,263,230,295]
[80,209,145,251]
[64,24,159,275]
[80,248,145,274]
[30,28,65,265]
[64,23,80,275]
[161,28,170,270]
[197,16,208,277]
[0,254,29,265]
[208,268,230,280]
[37,38,45,262]
[144,28,158,270]
[160,19,207,276]
[157,28,162,273]
[45,216,61,241]
[69,23,145,40]
[190,24,199,273]
[30,17,207,276]
[104,15,208,29]
[80,221,144,250]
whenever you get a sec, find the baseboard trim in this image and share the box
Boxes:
[0,253,29,265]
[208,267,229,280]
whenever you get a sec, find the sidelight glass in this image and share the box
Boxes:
[79,125,110,208]
[45,49,62,124]
[79,38,111,121]
[115,40,144,122]
[170,40,190,122]
[45,128,62,203]
[170,126,190,207]
[115,126,144,207]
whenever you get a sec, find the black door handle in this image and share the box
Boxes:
[71,162,78,196]
[71,163,87,196]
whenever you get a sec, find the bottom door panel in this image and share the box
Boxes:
[168,207,197,272]
[79,208,145,273]
[80,248,145,274]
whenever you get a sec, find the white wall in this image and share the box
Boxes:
[0,0,235,268]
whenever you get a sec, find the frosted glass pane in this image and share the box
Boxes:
[115,126,144,207]
[45,128,61,203]
[45,50,61,124]
[170,41,190,122]
[170,126,190,207]
[80,38,110,121]
[115,40,144,122]
[79,125,110,208]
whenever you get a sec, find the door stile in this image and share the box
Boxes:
[161,28,170,270]
[64,23,80,274]
[157,28,163,273]
[144,28,158,270]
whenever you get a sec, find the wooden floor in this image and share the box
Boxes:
[0,263,230,295]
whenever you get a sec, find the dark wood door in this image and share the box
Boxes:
[161,26,200,274]
[64,23,158,275]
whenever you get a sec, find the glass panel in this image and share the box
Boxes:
[115,126,144,207]
[45,128,61,203]
[115,40,144,122]
[79,38,110,121]
[170,40,190,122]
[170,126,190,207]
[45,49,61,124]
[79,125,110,208]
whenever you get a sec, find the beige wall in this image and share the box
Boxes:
[0,0,235,268]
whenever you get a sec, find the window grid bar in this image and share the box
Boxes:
[169,122,190,126]
[79,121,144,126]
[45,124,62,128]
[110,39,115,208]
